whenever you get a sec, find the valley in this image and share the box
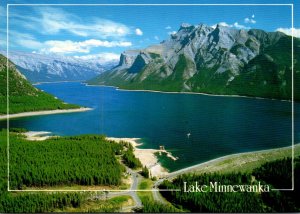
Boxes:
[1,18,299,212]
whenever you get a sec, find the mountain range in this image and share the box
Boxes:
[89,23,300,101]
[0,54,79,115]
[0,51,117,83]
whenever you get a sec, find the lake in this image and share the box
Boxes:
[1,82,299,171]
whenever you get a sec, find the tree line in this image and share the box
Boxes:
[9,132,125,189]
[159,156,300,212]
[121,142,142,169]
[0,130,130,212]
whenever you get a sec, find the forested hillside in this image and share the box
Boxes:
[122,143,142,169]
[0,130,129,212]
[7,131,125,189]
[90,24,300,101]
[0,130,85,212]
[160,157,300,212]
[0,54,79,115]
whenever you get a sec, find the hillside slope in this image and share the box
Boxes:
[89,24,300,101]
[0,54,79,115]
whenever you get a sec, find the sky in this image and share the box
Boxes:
[0,0,299,63]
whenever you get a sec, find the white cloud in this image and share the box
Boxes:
[219,22,229,26]
[9,31,43,49]
[10,34,131,53]
[41,39,132,54]
[74,52,120,63]
[211,22,249,30]
[8,27,132,54]
[244,17,256,24]
[11,7,131,39]
[165,26,172,30]
[43,40,88,54]
[135,28,143,36]
[244,14,256,24]
[19,39,44,49]
[211,22,229,28]
[276,28,300,38]
[168,31,177,35]
[233,22,249,29]
[154,36,159,40]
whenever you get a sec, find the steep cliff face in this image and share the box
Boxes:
[89,23,300,100]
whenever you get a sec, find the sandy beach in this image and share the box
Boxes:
[106,137,178,178]
[106,137,143,148]
[134,148,169,178]
[24,131,53,141]
[0,107,92,120]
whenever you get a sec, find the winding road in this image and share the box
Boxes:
[102,167,142,211]
[105,159,208,210]
[151,162,209,203]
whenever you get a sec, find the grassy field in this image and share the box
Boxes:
[137,179,154,202]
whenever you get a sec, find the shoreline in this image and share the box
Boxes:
[167,143,300,178]
[85,83,291,103]
[107,137,300,179]
[15,131,300,180]
[106,137,178,178]
[0,107,93,120]
[24,131,53,141]
[33,80,84,86]
[106,137,143,148]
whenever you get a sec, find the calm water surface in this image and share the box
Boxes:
[1,82,299,171]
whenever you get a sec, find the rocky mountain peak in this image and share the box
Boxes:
[89,22,299,101]
[178,23,195,32]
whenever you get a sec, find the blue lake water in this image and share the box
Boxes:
[1,82,299,171]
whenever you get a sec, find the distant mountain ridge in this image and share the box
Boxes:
[0,51,117,83]
[89,23,300,101]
